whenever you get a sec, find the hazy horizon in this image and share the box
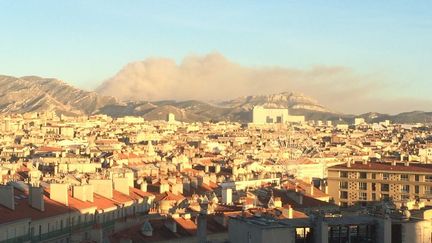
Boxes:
[1,1,431,114]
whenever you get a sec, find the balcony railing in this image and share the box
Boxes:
[0,235,30,243]
[0,219,114,243]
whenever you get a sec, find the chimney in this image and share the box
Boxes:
[84,184,94,202]
[140,181,147,192]
[29,186,45,211]
[197,175,209,186]
[197,212,207,243]
[89,179,113,199]
[171,183,183,195]
[73,185,86,201]
[54,164,58,175]
[190,177,198,189]
[124,171,135,188]
[183,178,191,192]
[298,193,303,205]
[286,191,303,205]
[141,221,153,237]
[222,188,232,205]
[404,161,410,167]
[321,180,328,194]
[274,197,282,208]
[307,183,315,196]
[285,205,293,219]
[215,164,221,174]
[73,184,94,202]
[50,183,69,206]
[113,177,130,195]
[159,182,169,194]
[0,185,15,210]
[164,219,177,233]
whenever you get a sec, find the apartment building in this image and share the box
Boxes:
[327,161,432,207]
[0,180,155,243]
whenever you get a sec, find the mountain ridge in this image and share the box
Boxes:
[0,74,431,124]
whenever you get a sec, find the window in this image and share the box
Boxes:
[340,191,348,199]
[383,173,389,180]
[401,174,409,181]
[359,182,367,190]
[381,194,389,200]
[340,181,348,189]
[415,185,419,194]
[276,116,282,123]
[426,175,432,182]
[425,186,432,195]
[372,193,377,201]
[415,175,420,182]
[340,171,348,178]
[359,192,367,200]
[372,183,376,191]
[381,184,389,192]
[359,172,367,179]
[402,185,410,193]
[371,173,376,179]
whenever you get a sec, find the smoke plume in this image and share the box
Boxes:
[97,52,419,113]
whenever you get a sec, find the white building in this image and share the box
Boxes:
[251,106,304,124]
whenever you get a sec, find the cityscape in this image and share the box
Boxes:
[1,1,432,243]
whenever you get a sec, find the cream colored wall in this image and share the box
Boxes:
[402,221,432,243]
[0,219,30,241]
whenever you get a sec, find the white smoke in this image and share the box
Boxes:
[96,52,414,113]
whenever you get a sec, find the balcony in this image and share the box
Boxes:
[0,235,31,243]
[0,220,111,243]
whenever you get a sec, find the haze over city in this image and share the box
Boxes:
[1,3,432,243]
[1,1,431,113]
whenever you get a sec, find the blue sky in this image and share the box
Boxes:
[0,1,431,100]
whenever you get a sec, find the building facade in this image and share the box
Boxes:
[251,106,304,124]
[327,161,432,207]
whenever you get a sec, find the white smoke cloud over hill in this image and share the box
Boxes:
[96,53,401,113]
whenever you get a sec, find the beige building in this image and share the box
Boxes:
[229,210,432,243]
[327,161,432,207]
[251,106,304,124]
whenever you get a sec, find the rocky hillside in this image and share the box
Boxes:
[0,75,118,115]
[2,74,432,124]
[219,92,331,113]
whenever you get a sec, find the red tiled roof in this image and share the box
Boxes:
[0,189,74,224]
[174,217,197,235]
[272,188,335,209]
[112,190,134,204]
[93,194,117,210]
[129,187,155,199]
[155,192,185,202]
[35,146,63,152]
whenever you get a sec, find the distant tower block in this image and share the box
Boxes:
[354,117,366,126]
[167,113,176,123]
[197,199,209,243]
[251,106,304,124]
[222,188,232,205]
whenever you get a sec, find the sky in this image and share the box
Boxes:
[0,1,431,113]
